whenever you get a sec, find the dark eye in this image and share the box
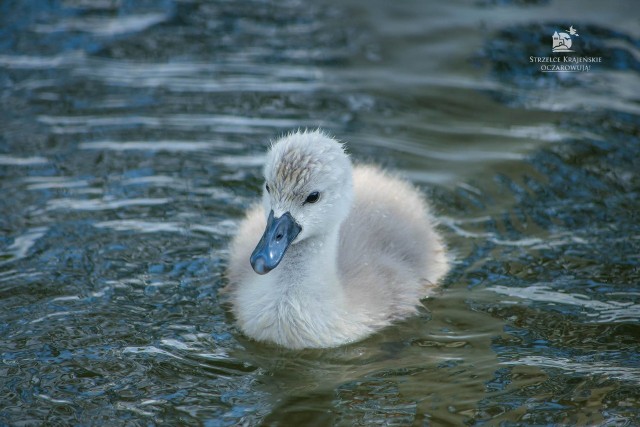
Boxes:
[265,183,270,193]
[304,191,320,204]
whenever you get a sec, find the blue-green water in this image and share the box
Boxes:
[1,0,639,425]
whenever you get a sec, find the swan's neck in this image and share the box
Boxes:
[274,228,344,302]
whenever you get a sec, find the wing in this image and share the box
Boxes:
[337,165,449,305]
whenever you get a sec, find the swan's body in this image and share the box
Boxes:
[226,130,449,349]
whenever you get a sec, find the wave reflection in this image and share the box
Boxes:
[503,355,640,384]
[490,285,639,323]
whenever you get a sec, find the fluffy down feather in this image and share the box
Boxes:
[225,130,449,349]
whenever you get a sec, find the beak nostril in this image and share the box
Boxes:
[275,233,283,241]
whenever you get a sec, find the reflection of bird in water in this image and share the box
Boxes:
[566,25,579,37]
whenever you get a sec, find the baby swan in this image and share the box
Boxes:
[226,130,449,349]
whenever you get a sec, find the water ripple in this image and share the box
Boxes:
[123,346,184,360]
[78,140,240,152]
[33,13,169,37]
[0,155,49,166]
[490,285,639,323]
[71,58,325,92]
[38,114,313,134]
[0,52,84,69]
[23,176,91,190]
[503,356,640,384]
[46,197,170,211]
[93,219,236,236]
[441,217,589,248]
[2,227,48,263]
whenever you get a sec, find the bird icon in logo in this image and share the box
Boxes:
[566,25,579,37]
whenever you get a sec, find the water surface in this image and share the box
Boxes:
[1,0,639,425]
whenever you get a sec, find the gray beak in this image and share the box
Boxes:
[250,210,301,275]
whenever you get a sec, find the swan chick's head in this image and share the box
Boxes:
[250,130,354,274]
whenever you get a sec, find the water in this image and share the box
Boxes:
[1,0,639,425]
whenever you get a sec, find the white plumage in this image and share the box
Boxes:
[226,130,449,349]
